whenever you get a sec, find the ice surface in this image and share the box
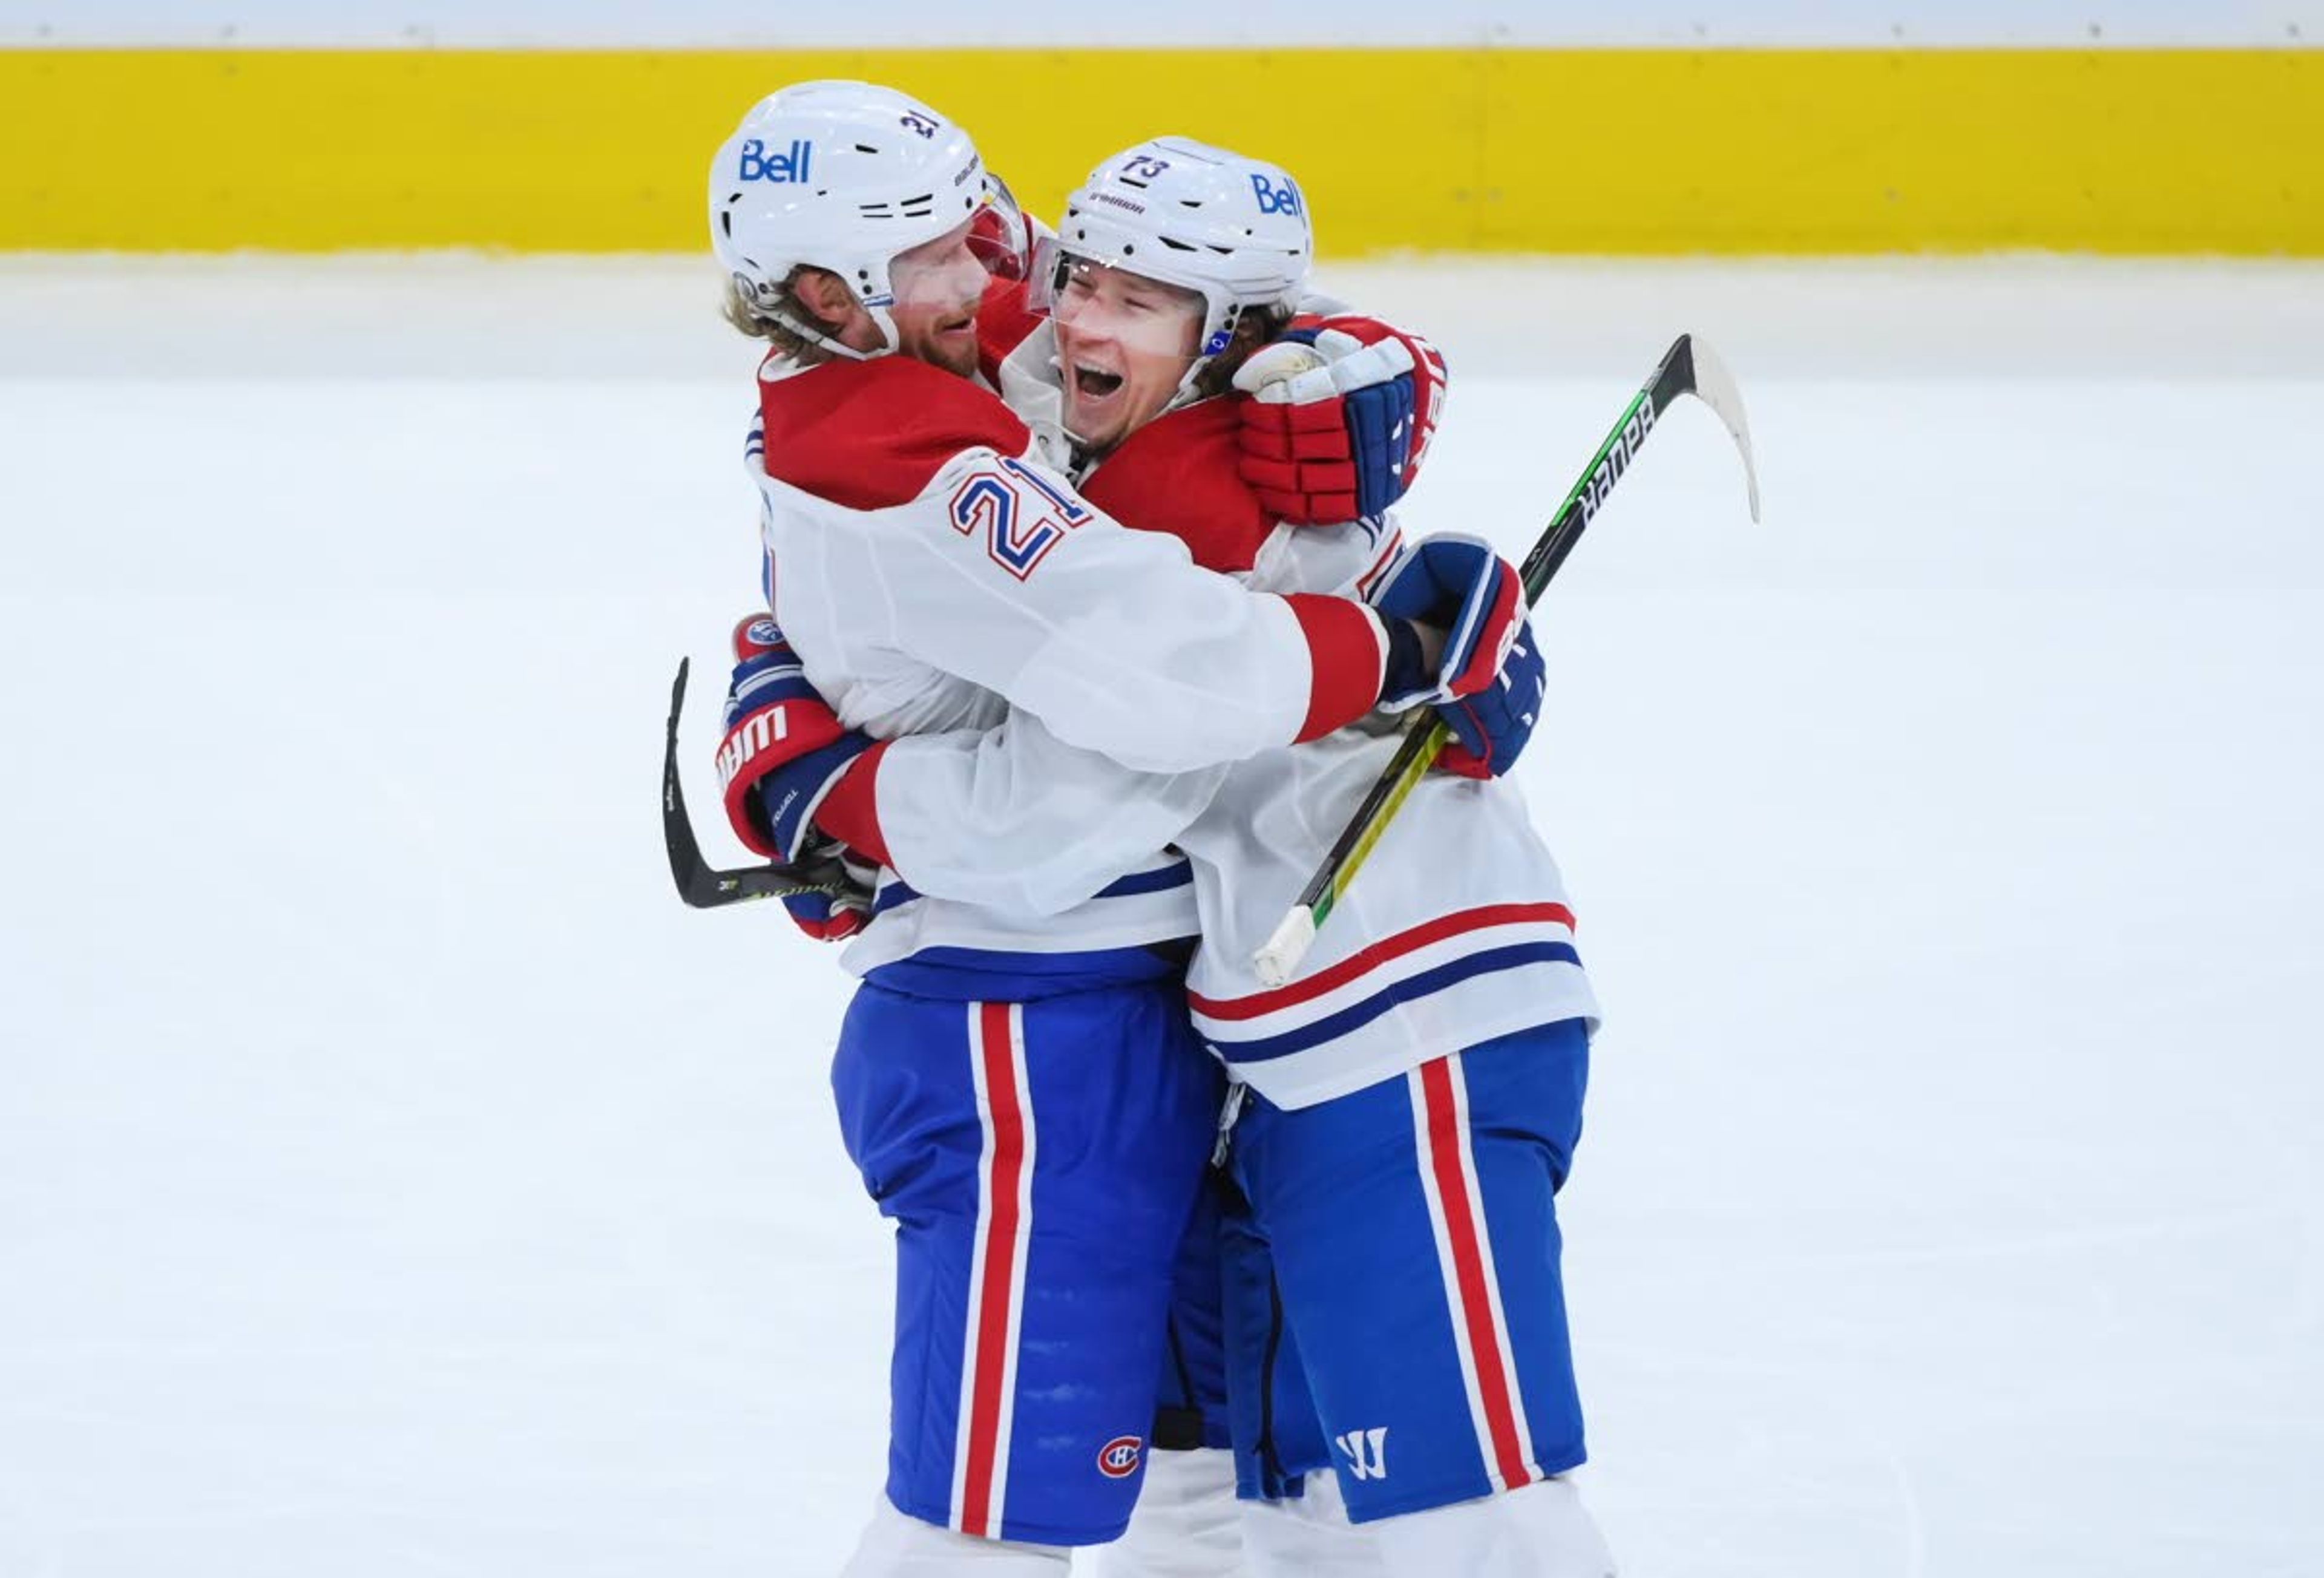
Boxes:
[3,254,2322,1576]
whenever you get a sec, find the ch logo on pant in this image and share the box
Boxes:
[1096,1435,1144,1479]
[1335,1426,1390,1481]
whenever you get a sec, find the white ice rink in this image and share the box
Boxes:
[4,253,2322,1577]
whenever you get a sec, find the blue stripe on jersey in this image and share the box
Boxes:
[872,860,1192,917]
[863,945,1184,1001]
[1094,862,1198,899]
[1207,941,1583,1064]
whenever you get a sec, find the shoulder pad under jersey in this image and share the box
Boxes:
[1082,399,1275,574]
[758,355,1033,511]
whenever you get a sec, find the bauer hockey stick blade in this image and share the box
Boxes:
[1682,336,1761,523]
[1252,333,1759,987]
[661,657,862,909]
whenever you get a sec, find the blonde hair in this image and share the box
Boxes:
[720,267,842,359]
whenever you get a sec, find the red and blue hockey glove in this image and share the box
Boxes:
[1428,618,1544,779]
[1233,314,1449,523]
[714,616,885,940]
[774,839,880,943]
[1368,534,1543,778]
[714,616,890,939]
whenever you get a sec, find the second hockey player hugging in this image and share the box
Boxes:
[708,82,1613,1578]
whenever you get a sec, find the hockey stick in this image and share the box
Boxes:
[661,656,863,909]
[1250,333,1761,987]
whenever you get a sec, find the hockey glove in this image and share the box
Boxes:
[775,838,880,944]
[1431,618,1544,779]
[1368,534,1543,778]
[1233,315,1449,523]
[715,615,888,866]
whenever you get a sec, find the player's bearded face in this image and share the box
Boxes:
[1050,261,1206,452]
[885,220,993,378]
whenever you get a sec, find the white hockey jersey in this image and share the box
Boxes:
[837,321,1598,1107]
[744,347,1394,984]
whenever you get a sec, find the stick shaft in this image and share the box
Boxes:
[1255,335,1716,983]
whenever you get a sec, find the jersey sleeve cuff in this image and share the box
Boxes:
[810,738,894,871]
[1282,594,1390,743]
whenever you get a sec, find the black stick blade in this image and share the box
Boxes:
[660,654,862,909]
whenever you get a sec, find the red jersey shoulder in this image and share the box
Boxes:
[1080,399,1276,574]
[976,277,1046,386]
[757,354,1032,511]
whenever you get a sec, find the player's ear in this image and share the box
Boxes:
[790,267,858,331]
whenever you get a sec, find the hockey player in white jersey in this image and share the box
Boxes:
[737,136,1619,1577]
[700,84,1543,1577]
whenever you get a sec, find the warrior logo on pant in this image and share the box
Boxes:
[1335,1426,1390,1481]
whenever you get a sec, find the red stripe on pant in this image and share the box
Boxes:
[960,1001,1028,1537]
[1419,1055,1535,1493]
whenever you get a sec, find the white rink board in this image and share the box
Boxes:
[3,256,2323,1578]
[1,0,2316,47]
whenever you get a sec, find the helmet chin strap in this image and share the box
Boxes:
[769,303,912,363]
[755,273,902,363]
[1160,300,1244,415]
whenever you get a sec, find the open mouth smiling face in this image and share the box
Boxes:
[1049,258,1209,452]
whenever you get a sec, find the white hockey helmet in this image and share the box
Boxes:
[708,80,1025,358]
[1040,136,1313,371]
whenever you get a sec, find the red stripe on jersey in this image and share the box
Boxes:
[1419,1057,1535,1494]
[757,353,1032,512]
[1355,531,1404,598]
[810,739,893,870]
[958,1001,1028,1538]
[1189,902,1577,1021]
[1283,594,1389,744]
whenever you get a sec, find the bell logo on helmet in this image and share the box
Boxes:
[1250,173,1303,217]
[1096,1436,1144,1478]
[738,139,813,183]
